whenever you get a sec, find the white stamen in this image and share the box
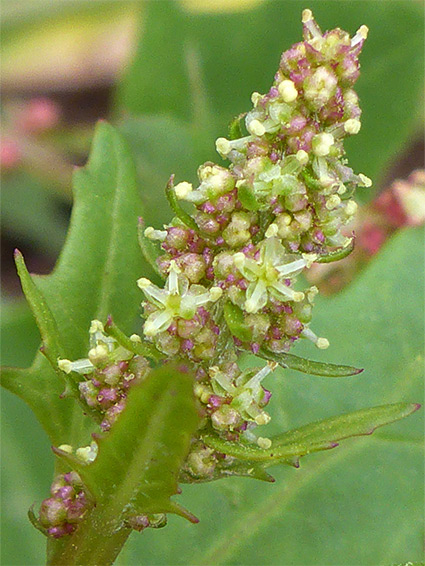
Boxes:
[174,181,193,199]
[216,137,232,155]
[278,79,298,103]
[58,444,73,454]
[351,25,369,47]
[326,194,341,210]
[248,119,266,137]
[137,277,152,290]
[312,133,334,157]
[296,149,309,165]
[130,334,142,343]
[344,118,361,135]
[302,327,329,349]
[144,226,167,241]
[359,173,372,187]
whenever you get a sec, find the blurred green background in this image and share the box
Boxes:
[1,1,424,564]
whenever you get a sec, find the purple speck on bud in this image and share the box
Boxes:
[208,395,223,408]
[238,279,248,290]
[251,342,260,354]
[233,337,243,347]
[216,237,225,246]
[206,266,214,279]
[212,325,220,335]
[56,486,74,500]
[181,339,194,352]
[262,388,272,404]
[168,322,178,335]
[226,274,236,283]
[48,523,76,538]
[202,202,216,214]
[284,278,291,286]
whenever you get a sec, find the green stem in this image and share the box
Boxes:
[47,505,131,566]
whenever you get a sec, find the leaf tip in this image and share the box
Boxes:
[105,314,114,328]
[13,248,23,260]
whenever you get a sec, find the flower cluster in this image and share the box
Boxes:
[59,320,150,431]
[139,9,369,470]
[37,472,91,538]
[43,10,369,537]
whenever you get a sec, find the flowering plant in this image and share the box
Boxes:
[1,10,421,566]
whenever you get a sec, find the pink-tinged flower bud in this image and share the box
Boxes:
[176,252,206,283]
[185,446,217,480]
[303,67,338,110]
[211,405,242,431]
[222,211,253,247]
[39,498,67,526]
[165,226,191,250]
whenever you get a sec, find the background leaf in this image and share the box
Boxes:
[119,226,423,566]
[117,0,424,193]
[1,121,144,446]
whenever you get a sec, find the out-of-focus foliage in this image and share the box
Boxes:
[117,0,424,192]
[1,1,423,565]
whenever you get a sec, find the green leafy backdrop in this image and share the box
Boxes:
[1,1,423,564]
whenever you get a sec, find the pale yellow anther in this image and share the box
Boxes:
[278,79,298,103]
[174,181,193,199]
[58,359,72,374]
[312,133,334,157]
[265,223,279,238]
[209,287,223,301]
[76,443,98,463]
[233,252,246,269]
[137,277,152,290]
[216,137,232,155]
[90,319,104,334]
[144,226,154,238]
[248,119,266,137]
[317,337,330,350]
[257,436,272,449]
[326,194,341,210]
[296,149,309,165]
[359,174,372,187]
[307,286,319,303]
[345,200,358,216]
[168,260,181,274]
[251,91,262,106]
[344,118,361,135]
[293,291,305,302]
[302,253,318,268]
[281,213,292,226]
[130,334,142,343]
[58,444,73,454]
[357,25,369,40]
[88,344,109,365]
[302,8,313,23]
[255,412,271,425]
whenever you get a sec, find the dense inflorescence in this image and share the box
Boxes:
[46,10,369,536]
[139,10,370,476]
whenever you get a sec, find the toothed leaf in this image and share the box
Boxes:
[257,347,363,377]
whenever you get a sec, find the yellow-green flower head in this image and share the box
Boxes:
[138,261,223,337]
[234,237,315,313]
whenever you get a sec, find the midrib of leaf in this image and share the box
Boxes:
[197,350,422,565]
[105,388,181,521]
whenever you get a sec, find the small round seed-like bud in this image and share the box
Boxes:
[248,119,266,137]
[216,137,232,156]
[257,436,272,449]
[174,181,193,199]
[312,133,334,156]
[278,79,298,103]
[344,118,361,134]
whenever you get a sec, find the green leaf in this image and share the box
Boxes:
[120,227,423,565]
[223,301,253,342]
[1,121,144,445]
[117,1,423,189]
[257,347,363,377]
[49,363,200,566]
[202,403,420,466]
[165,175,199,232]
